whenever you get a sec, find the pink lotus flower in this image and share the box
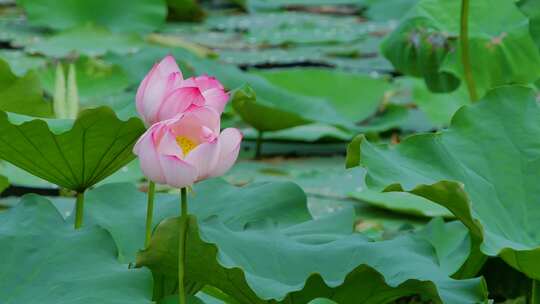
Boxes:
[133,107,242,188]
[136,55,229,126]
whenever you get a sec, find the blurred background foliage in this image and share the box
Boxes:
[0,0,539,303]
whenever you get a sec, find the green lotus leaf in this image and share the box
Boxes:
[223,156,433,234]
[230,79,407,134]
[0,194,152,303]
[0,57,52,117]
[231,86,309,132]
[255,68,391,123]
[350,85,540,279]
[225,157,363,199]
[190,62,352,131]
[0,50,47,77]
[416,218,470,275]
[80,179,311,263]
[349,188,453,218]
[79,179,311,300]
[137,208,487,304]
[17,0,166,33]
[75,179,486,303]
[25,24,145,58]
[0,106,145,191]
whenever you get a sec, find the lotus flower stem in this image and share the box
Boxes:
[255,131,264,159]
[178,187,189,304]
[144,181,156,247]
[460,0,478,102]
[74,191,85,229]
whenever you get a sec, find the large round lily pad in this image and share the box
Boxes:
[17,0,166,33]
[138,209,487,304]
[0,106,145,191]
[0,194,153,303]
